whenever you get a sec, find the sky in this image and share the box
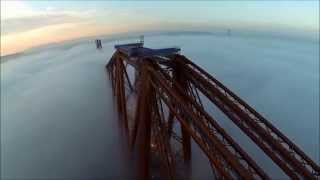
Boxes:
[1,0,319,56]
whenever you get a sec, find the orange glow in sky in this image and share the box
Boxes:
[2,23,126,55]
[1,1,318,56]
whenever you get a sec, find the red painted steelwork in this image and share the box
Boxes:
[106,48,319,180]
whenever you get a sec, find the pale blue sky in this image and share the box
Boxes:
[1,1,319,55]
[27,1,319,31]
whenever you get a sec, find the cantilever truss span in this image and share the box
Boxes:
[106,44,320,180]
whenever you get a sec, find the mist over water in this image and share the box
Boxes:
[1,33,319,179]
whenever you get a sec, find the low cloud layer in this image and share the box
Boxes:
[1,33,318,179]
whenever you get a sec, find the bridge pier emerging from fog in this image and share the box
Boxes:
[106,42,320,179]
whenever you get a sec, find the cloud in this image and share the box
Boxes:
[1,1,34,20]
[1,1,96,35]
[1,33,318,179]
[1,13,87,35]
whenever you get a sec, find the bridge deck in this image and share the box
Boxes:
[114,43,180,58]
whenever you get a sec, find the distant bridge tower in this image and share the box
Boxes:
[95,39,102,49]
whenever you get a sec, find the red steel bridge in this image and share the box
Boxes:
[106,42,320,180]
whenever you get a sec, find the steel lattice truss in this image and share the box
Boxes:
[106,49,320,180]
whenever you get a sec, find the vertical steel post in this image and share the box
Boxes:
[172,58,191,164]
[135,63,153,180]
